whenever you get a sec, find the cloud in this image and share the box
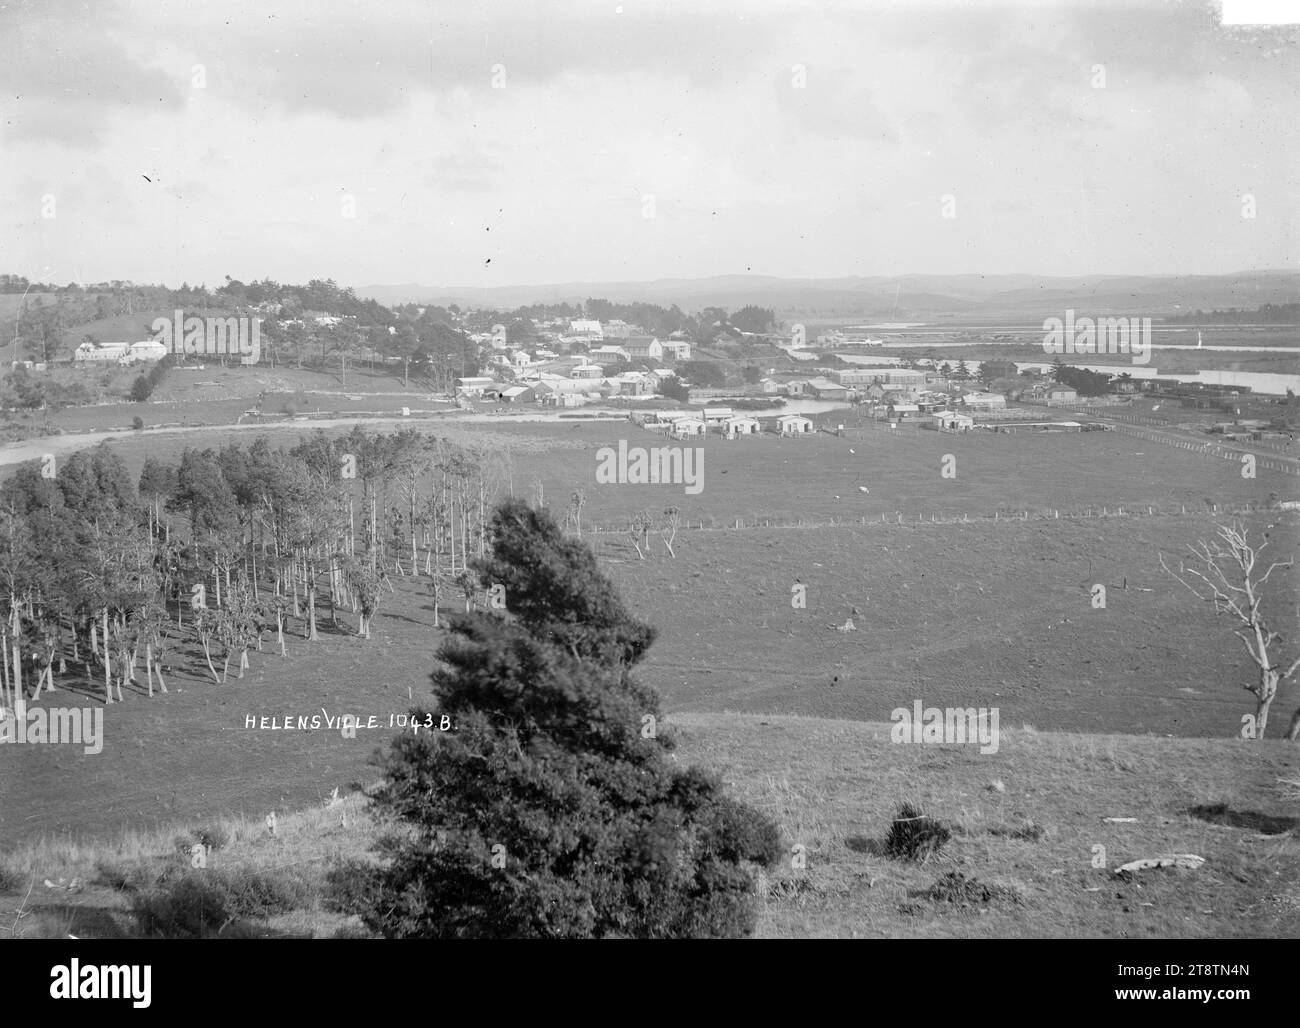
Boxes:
[774,66,898,144]
[0,3,184,148]
[425,150,503,192]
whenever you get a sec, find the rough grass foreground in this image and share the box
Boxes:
[1,714,1296,939]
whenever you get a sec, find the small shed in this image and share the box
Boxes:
[775,414,814,435]
[722,416,761,438]
[932,410,973,432]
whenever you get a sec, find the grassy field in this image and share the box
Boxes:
[2,713,1295,938]
[1,407,1296,938]
[12,408,1295,518]
[2,510,1297,847]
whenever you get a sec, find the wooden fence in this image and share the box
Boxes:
[582,500,1288,540]
[1082,420,1299,477]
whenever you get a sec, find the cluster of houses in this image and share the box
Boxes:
[467,317,693,364]
[632,408,816,439]
[456,316,698,406]
[456,355,680,407]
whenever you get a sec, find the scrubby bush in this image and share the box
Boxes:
[131,868,312,938]
[193,824,230,851]
[95,854,186,893]
[0,861,24,893]
[131,876,233,938]
[912,871,1023,907]
[884,802,952,862]
[348,499,781,938]
[132,415,144,430]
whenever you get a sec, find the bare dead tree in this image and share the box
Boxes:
[628,510,654,560]
[1161,522,1300,740]
[567,490,586,538]
[660,506,680,558]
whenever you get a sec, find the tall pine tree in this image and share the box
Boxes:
[349,499,780,938]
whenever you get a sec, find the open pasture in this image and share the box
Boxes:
[19,409,1295,524]
[609,515,1300,735]
[1,413,1296,850]
[2,510,1296,848]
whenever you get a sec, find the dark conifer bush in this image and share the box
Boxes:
[884,802,952,862]
[350,498,781,938]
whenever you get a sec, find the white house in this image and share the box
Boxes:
[671,417,707,438]
[588,345,628,363]
[510,351,532,369]
[455,376,496,397]
[775,414,814,435]
[932,410,974,432]
[1045,387,1079,404]
[571,364,604,380]
[500,385,536,404]
[122,340,168,363]
[660,339,691,362]
[836,367,928,388]
[74,341,131,362]
[702,406,734,423]
[615,372,654,396]
[623,336,663,361]
[723,415,761,437]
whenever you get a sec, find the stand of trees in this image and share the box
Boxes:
[1166,303,1299,326]
[0,428,513,710]
[1049,360,1114,397]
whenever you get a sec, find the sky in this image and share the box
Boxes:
[1,0,1296,290]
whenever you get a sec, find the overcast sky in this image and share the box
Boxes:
[1,0,1295,290]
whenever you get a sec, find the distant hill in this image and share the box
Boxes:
[358,271,1299,320]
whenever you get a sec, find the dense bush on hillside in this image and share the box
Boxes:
[347,499,782,938]
[656,375,689,401]
[1,366,93,410]
[677,360,726,387]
